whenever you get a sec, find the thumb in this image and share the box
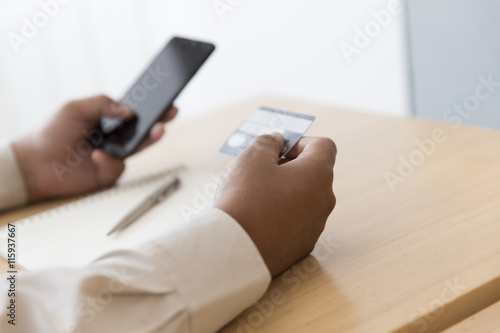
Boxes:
[64,95,134,124]
[91,149,126,187]
[239,133,285,166]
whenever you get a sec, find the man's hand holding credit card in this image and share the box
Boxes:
[220,107,315,158]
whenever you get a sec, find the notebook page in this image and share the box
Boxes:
[0,168,219,270]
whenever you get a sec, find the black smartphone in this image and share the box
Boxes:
[90,37,215,159]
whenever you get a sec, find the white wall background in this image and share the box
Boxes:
[0,0,409,141]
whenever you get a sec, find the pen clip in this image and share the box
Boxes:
[155,178,181,203]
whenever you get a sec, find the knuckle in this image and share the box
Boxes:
[96,94,112,105]
[327,191,337,212]
[62,100,79,112]
[317,137,337,155]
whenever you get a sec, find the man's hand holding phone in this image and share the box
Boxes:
[11,37,214,201]
[94,37,215,159]
[12,95,178,202]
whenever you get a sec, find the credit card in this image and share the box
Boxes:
[220,106,315,157]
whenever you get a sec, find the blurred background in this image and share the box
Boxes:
[0,0,408,140]
[2,0,499,141]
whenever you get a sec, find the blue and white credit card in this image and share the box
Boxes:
[220,106,315,157]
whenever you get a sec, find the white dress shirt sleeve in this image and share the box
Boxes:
[0,141,272,332]
[0,208,271,333]
[0,140,27,210]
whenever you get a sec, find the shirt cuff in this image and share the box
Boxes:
[149,208,272,333]
[0,140,27,210]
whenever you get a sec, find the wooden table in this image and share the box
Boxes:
[444,301,500,333]
[1,96,499,332]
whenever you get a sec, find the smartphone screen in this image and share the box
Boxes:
[94,37,215,159]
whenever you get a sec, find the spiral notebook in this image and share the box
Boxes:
[0,167,219,271]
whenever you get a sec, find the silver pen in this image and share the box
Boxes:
[107,176,181,236]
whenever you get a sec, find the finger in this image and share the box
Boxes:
[64,95,134,123]
[136,123,165,152]
[160,106,179,123]
[284,137,317,159]
[239,133,285,166]
[135,108,175,152]
[91,149,126,187]
[285,137,337,169]
[278,157,293,165]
